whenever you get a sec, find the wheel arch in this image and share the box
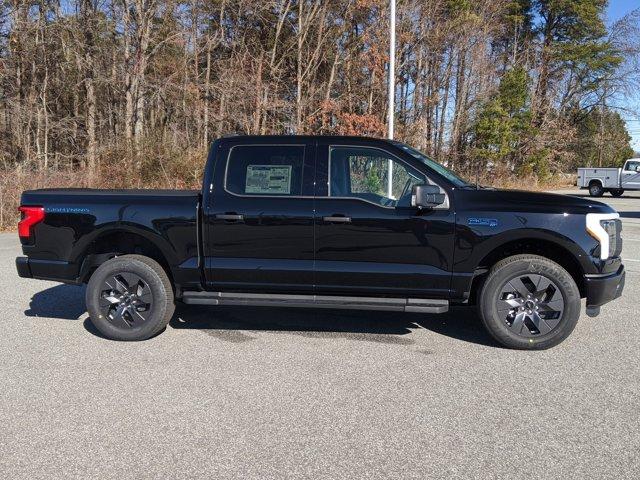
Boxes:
[588,178,603,187]
[467,237,586,304]
[77,228,174,284]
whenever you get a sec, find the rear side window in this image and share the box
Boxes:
[225,145,305,196]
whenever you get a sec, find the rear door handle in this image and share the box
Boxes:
[323,215,352,223]
[215,213,244,221]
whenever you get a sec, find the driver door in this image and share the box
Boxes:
[621,160,640,190]
[313,141,455,298]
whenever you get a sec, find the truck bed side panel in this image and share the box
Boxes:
[20,189,199,287]
[577,168,620,188]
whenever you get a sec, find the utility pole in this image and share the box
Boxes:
[598,84,607,168]
[387,0,395,198]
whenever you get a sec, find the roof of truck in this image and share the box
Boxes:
[217,134,395,142]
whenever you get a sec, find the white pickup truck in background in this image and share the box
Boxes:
[578,158,640,197]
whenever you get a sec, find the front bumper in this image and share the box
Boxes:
[585,265,625,308]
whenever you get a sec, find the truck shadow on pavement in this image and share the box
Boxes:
[24,284,87,320]
[24,284,496,347]
[169,304,497,347]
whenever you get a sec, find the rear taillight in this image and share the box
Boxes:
[18,206,45,239]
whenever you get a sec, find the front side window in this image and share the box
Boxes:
[625,161,640,172]
[225,145,305,196]
[329,146,425,208]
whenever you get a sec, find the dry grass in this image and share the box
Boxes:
[0,145,205,231]
[478,172,575,191]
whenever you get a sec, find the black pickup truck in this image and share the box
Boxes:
[16,136,625,349]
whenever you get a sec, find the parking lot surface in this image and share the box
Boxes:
[1,190,639,479]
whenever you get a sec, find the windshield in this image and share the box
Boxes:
[390,141,472,188]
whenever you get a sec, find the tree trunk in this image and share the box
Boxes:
[80,0,97,178]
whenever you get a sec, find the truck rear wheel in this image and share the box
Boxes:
[478,254,580,350]
[86,255,175,341]
[588,181,604,197]
[610,189,624,197]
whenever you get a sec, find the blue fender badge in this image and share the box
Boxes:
[468,217,498,227]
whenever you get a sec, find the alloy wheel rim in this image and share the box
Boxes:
[497,274,564,337]
[99,272,153,328]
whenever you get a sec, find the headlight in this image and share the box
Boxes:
[586,213,620,260]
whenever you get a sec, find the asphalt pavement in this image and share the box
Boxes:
[1,189,639,479]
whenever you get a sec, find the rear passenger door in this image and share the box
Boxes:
[313,140,455,298]
[204,140,316,293]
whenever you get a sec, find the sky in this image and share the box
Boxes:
[607,0,640,153]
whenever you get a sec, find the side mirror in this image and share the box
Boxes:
[411,184,446,208]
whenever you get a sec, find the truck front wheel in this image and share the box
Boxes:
[86,255,175,341]
[588,181,604,197]
[610,189,624,197]
[478,255,580,350]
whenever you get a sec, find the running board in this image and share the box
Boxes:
[182,291,448,314]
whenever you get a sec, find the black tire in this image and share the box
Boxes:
[588,181,604,197]
[478,254,580,350]
[610,189,624,197]
[86,254,175,341]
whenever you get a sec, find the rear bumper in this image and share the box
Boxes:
[16,256,80,284]
[585,265,625,308]
[16,257,32,278]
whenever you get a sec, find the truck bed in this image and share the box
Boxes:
[19,188,200,287]
[577,168,620,189]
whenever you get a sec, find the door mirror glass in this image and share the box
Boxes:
[412,184,445,208]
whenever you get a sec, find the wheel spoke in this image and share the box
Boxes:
[534,276,551,295]
[113,275,129,293]
[119,272,142,294]
[531,312,553,335]
[499,297,523,311]
[542,298,564,309]
[99,291,120,309]
[509,278,533,299]
[103,294,121,305]
[110,304,130,327]
[538,299,563,320]
[535,284,556,303]
[136,280,151,299]
[131,308,148,324]
[511,312,527,334]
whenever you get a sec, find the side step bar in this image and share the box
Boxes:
[182,291,448,314]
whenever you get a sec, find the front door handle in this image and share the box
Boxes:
[323,215,352,223]
[215,213,244,221]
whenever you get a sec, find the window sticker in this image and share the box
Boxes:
[245,165,292,194]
